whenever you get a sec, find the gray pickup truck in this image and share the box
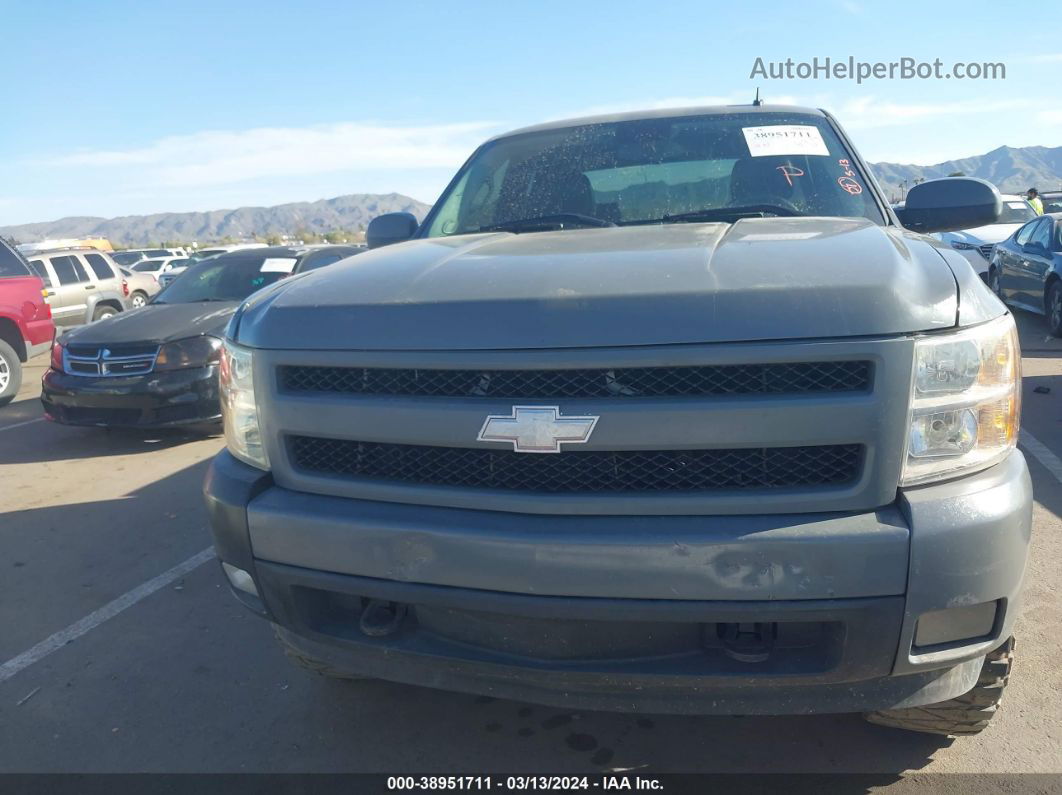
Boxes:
[205,104,1031,736]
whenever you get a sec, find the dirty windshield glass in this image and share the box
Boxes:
[999,200,1037,224]
[154,256,292,303]
[424,112,885,236]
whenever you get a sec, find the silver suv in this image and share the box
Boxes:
[27,248,129,326]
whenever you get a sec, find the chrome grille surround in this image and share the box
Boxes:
[63,344,159,377]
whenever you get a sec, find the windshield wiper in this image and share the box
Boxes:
[656,204,802,224]
[477,213,616,233]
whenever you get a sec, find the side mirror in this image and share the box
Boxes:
[367,213,419,249]
[896,177,1002,234]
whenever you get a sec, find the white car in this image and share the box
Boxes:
[129,256,192,283]
[935,194,1038,278]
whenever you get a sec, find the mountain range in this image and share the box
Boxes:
[3,145,1062,245]
[0,193,431,247]
[870,146,1062,199]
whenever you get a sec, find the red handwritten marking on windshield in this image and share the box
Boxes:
[838,176,863,195]
[776,165,805,187]
[837,159,863,194]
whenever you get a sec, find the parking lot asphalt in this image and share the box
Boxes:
[1,310,1061,778]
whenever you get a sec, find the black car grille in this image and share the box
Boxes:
[279,361,872,399]
[978,244,995,260]
[289,437,863,494]
[64,343,158,377]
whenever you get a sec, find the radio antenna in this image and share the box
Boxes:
[753,87,764,106]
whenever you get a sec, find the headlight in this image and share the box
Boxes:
[155,336,223,371]
[949,240,978,251]
[219,340,269,470]
[902,315,1020,486]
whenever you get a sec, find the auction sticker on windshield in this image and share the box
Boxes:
[260,258,298,273]
[742,125,829,157]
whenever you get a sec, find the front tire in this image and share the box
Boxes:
[0,338,22,407]
[988,267,1003,299]
[92,305,118,322]
[865,636,1014,736]
[1047,281,1062,338]
[272,625,371,681]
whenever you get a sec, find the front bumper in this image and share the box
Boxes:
[42,364,221,427]
[205,450,1032,715]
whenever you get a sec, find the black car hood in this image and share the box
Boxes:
[236,218,963,351]
[62,302,238,346]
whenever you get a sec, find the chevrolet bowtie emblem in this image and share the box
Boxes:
[477,406,600,454]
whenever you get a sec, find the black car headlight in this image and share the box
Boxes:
[155,336,223,371]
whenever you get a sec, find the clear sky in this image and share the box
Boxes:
[2,0,1060,225]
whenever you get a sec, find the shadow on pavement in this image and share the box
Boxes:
[0,421,221,466]
[0,457,215,659]
[0,396,44,426]
[1014,307,1061,353]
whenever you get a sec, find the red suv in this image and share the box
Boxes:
[0,238,55,406]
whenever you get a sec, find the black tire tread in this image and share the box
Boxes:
[865,636,1014,736]
[1047,281,1062,338]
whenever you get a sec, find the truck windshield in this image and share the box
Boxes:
[424,112,885,237]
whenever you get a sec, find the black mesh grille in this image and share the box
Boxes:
[279,361,872,399]
[289,437,863,493]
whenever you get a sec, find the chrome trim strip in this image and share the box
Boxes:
[62,346,160,377]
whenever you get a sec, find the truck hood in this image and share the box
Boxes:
[236,217,959,351]
[61,301,237,346]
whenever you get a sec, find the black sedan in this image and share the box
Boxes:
[989,212,1062,337]
[41,246,312,428]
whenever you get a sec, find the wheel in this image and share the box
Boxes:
[130,291,148,309]
[0,338,22,407]
[1048,281,1062,338]
[272,625,371,680]
[988,267,1003,299]
[92,305,118,322]
[865,636,1014,736]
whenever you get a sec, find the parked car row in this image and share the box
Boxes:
[40,245,363,427]
[109,247,189,267]
[934,194,1037,279]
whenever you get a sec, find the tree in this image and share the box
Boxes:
[324,230,346,244]
[266,234,283,246]
[948,171,966,177]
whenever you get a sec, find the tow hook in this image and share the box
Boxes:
[359,600,408,637]
[718,622,777,663]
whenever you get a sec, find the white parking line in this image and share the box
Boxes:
[0,546,215,685]
[1021,430,1062,485]
[0,417,44,433]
